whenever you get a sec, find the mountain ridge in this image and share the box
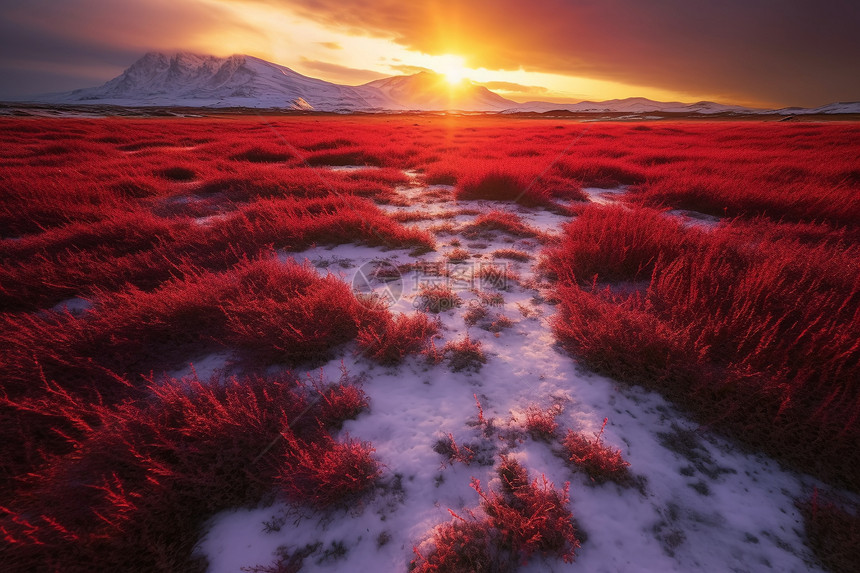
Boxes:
[28,52,860,115]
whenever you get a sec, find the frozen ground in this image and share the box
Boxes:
[195,176,831,572]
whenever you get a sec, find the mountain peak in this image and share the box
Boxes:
[26,52,860,114]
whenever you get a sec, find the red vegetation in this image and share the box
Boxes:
[356,311,440,364]
[561,418,633,486]
[542,204,690,283]
[444,334,487,372]
[0,370,377,572]
[221,258,386,365]
[799,489,860,573]
[2,116,859,568]
[417,283,463,313]
[464,210,542,238]
[411,457,579,571]
[549,205,860,489]
[523,404,561,442]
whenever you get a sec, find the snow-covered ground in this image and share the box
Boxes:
[195,177,830,572]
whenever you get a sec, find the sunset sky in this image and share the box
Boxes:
[1,0,858,107]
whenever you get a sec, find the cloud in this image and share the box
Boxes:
[479,81,549,95]
[388,64,434,75]
[297,58,388,84]
[281,0,860,107]
[317,42,342,50]
[0,0,256,97]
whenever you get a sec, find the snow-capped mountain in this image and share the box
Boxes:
[30,52,860,114]
[34,52,514,112]
[770,101,860,115]
[36,52,400,111]
[504,97,755,115]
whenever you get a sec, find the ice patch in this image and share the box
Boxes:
[582,186,628,205]
[51,297,93,314]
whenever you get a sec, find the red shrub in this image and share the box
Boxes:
[278,432,381,508]
[417,283,463,313]
[411,458,579,571]
[799,489,860,573]
[542,203,692,284]
[523,405,560,442]
[456,169,551,207]
[444,334,487,372]
[464,210,541,238]
[356,311,439,365]
[478,460,579,563]
[561,418,632,486]
[221,258,373,365]
[0,371,376,572]
[411,518,511,573]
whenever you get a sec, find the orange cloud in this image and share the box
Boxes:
[282,0,860,107]
[479,81,549,96]
[297,58,388,84]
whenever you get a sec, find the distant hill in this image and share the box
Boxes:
[32,52,515,112]
[28,52,860,114]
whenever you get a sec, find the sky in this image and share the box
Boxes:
[1,0,858,107]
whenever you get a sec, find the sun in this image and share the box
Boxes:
[435,54,470,86]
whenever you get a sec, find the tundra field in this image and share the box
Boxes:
[1,115,858,572]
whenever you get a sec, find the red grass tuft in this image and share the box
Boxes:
[0,370,377,572]
[411,458,579,571]
[799,489,860,573]
[456,169,549,207]
[278,432,381,508]
[561,418,633,486]
[464,210,541,238]
[523,405,561,442]
[542,203,691,284]
[356,312,440,365]
[444,334,487,372]
[417,283,463,313]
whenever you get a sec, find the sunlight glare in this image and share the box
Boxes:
[435,54,469,85]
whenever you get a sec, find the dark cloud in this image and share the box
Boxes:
[282,0,860,107]
[297,58,388,84]
[0,0,254,98]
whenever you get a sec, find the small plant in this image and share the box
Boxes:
[417,284,462,313]
[433,433,476,467]
[444,334,487,372]
[411,458,579,571]
[524,404,561,442]
[279,432,381,508]
[561,418,632,486]
[464,303,489,326]
[492,248,531,262]
[474,290,505,307]
[464,210,540,238]
[487,315,514,334]
[475,264,518,291]
[446,248,471,262]
[357,312,439,365]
